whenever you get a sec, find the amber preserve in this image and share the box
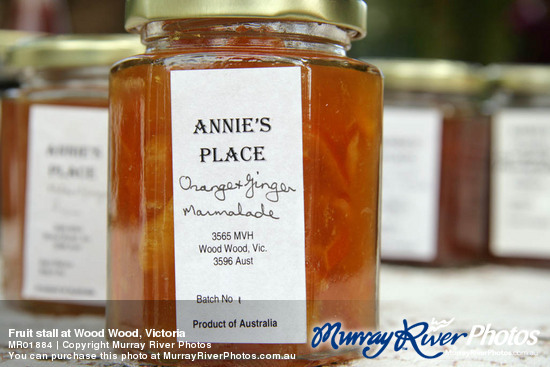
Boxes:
[108,1,382,365]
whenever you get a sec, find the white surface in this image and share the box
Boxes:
[1,264,549,366]
[355,264,550,366]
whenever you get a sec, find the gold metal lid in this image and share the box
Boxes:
[365,58,487,94]
[0,30,42,65]
[487,64,550,95]
[125,0,367,39]
[5,34,144,69]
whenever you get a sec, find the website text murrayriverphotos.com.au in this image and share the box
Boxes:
[5,318,540,363]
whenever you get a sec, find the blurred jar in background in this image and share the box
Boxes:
[0,34,142,313]
[368,59,491,266]
[489,64,550,267]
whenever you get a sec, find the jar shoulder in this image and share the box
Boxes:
[111,50,381,78]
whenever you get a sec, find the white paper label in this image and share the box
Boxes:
[22,105,108,303]
[381,107,442,261]
[171,67,306,343]
[491,108,550,258]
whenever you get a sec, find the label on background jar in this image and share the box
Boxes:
[491,108,550,258]
[22,104,108,304]
[170,67,306,343]
[381,107,442,262]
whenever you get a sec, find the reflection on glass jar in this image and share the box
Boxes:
[108,0,382,365]
[489,64,550,268]
[366,59,491,266]
[0,34,143,313]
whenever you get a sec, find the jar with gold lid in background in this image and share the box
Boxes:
[489,64,550,267]
[0,34,143,313]
[108,0,382,365]
[367,58,491,266]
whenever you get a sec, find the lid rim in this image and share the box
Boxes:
[488,64,550,95]
[125,0,367,39]
[0,30,43,64]
[365,58,487,94]
[6,34,144,69]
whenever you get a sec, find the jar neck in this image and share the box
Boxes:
[141,19,352,57]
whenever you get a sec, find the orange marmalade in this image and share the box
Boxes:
[109,2,381,365]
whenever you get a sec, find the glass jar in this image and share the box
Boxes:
[108,0,382,365]
[367,59,491,266]
[1,34,143,313]
[489,64,550,267]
